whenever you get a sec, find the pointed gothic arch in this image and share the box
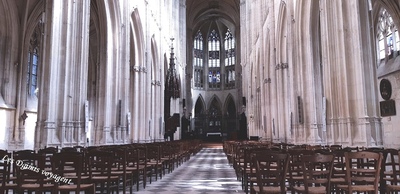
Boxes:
[16,1,46,149]
[87,0,102,145]
[193,95,206,137]
[194,95,206,117]
[208,95,222,111]
[291,0,325,144]
[0,0,20,148]
[150,36,162,140]
[273,1,289,142]
[129,8,145,142]
[88,0,127,144]
[223,94,236,117]
[207,95,222,134]
[223,94,237,139]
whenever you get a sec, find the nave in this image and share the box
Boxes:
[138,144,244,194]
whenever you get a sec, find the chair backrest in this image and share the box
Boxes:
[87,150,114,177]
[288,149,314,177]
[0,150,11,192]
[331,148,351,176]
[300,153,335,193]
[147,144,161,162]
[38,147,58,170]
[51,152,84,186]
[344,151,383,194]
[381,148,400,193]
[38,146,58,154]
[251,151,290,193]
[14,152,46,187]
[60,147,78,153]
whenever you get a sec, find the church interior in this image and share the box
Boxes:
[2,0,400,193]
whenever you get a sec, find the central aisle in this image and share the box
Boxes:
[137,147,245,194]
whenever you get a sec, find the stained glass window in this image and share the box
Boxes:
[27,26,41,97]
[224,29,235,66]
[377,8,399,62]
[208,30,220,68]
[194,31,204,88]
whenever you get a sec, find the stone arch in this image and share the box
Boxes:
[89,0,125,144]
[151,36,159,86]
[193,95,206,134]
[129,8,145,141]
[0,0,19,105]
[0,0,21,148]
[150,36,161,140]
[293,0,325,144]
[372,1,400,66]
[194,95,206,117]
[223,94,236,117]
[208,94,223,112]
[207,95,223,134]
[21,1,46,150]
[223,94,237,137]
[276,1,287,65]
[87,0,102,145]
[372,0,400,34]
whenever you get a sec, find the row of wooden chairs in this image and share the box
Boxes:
[0,140,202,194]
[248,150,383,194]
[223,140,400,194]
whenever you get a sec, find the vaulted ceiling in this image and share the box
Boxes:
[186,0,240,35]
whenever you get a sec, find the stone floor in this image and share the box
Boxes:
[135,146,244,194]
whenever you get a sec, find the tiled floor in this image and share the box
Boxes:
[136,147,245,194]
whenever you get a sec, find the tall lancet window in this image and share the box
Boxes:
[194,31,204,88]
[27,26,41,97]
[224,29,236,88]
[208,29,220,89]
[377,8,399,64]
[224,29,235,66]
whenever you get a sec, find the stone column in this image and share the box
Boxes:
[320,0,382,146]
[36,0,90,149]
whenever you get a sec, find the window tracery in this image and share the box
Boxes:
[208,29,221,89]
[193,28,236,90]
[377,8,399,63]
[194,31,204,88]
[224,29,235,88]
[27,25,42,97]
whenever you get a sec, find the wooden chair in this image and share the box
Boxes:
[160,143,175,175]
[384,149,400,193]
[14,152,54,193]
[287,149,314,193]
[291,153,335,194]
[147,144,163,182]
[250,151,290,194]
[38,146,59,171]
[51,151,95,193]
[110,148,135,194]
[330,148,351,193]
[337,151,383,194]
[87,150,120,193]
[242,145,255,193]
[243,146,271,194]
[0,150,17,193]
[126,145,146,191]
[233,143,246,182]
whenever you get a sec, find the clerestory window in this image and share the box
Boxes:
[27,26,41,97]
[194,31,204,89]
[377,8,399,64]
[224,29,235,88]
[208,29,221,89]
